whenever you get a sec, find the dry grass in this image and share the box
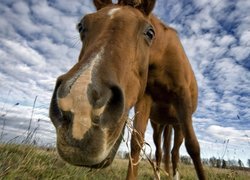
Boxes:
[0,143,250,180]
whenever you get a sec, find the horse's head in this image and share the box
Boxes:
[49,0,155,168]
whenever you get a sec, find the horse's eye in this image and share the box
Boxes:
[145,26,155,40]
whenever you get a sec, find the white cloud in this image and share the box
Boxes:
[31,1,63,25]
[215,34,236,47]
[207,125,250,144]
[1,39,46,67]
[239,30,250,46]
[194,0,223,8]
[193,117,216,124]
[230,46,250,62]
[12,1,30,15]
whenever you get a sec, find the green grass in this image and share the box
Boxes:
[0,143,249,179]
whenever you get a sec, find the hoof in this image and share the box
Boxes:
[173,171,180,180]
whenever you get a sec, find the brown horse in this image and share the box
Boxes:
[50,0,156,169]
[49,0,205,179]
[151,123,183,179]
[127,1,206,180]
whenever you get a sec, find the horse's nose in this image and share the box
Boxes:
[87,82,125,128]
[49,78,67,127]
[50,76,77,127]
[50,73,125,129]
[87,83,112,109]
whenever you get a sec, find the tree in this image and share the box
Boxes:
[209,157,217,167]
[216,159,222,168]
[227,159,238,167]
[238,159,244,167]
[181,155,192,165]
[124,152,130,159]
[222,159,227,168]
[248,159,250,168]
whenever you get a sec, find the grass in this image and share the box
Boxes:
[0,143,250,180]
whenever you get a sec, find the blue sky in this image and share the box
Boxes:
[0,0,249,165]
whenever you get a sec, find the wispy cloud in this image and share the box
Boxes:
[0,0,249,164]
[0,0,94,145]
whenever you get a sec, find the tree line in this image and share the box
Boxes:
[116,151,250,169]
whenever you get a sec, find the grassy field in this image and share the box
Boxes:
[0,143,249,180]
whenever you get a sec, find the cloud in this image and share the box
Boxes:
[1,39,46,67]
[0,103,55,145]
[153,0,250,164]
[207,125,250,144]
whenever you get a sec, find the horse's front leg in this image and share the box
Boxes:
[176,88,206,180]
[171,125,183,180]
[126,94,152,180]
[151,121,164,180]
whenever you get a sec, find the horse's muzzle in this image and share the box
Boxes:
[49,77,124,129]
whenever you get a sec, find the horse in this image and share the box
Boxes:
[50,0,156,169]
[49,0,205,179]
[151,122,183,179]
[126,1,206,179]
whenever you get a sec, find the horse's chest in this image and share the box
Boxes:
[146,79,176,104]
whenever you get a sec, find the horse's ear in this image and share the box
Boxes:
[93,0,112,10]
[118,0,156,15]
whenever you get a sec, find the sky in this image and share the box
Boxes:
[0,0,249,166]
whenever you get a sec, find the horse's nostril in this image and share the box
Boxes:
[87,84,112,109]
[50,78,65,127]
[61,111,72,124]
[92,89,100,104]
[100,85,124,128]
[50,76,76,128]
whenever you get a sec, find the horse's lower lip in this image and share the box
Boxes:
[84,126,125,169]
[57,123,125,168]
[85,157,112,168]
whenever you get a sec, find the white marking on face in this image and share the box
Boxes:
[108,7,121,19]
[58,47,105,140]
